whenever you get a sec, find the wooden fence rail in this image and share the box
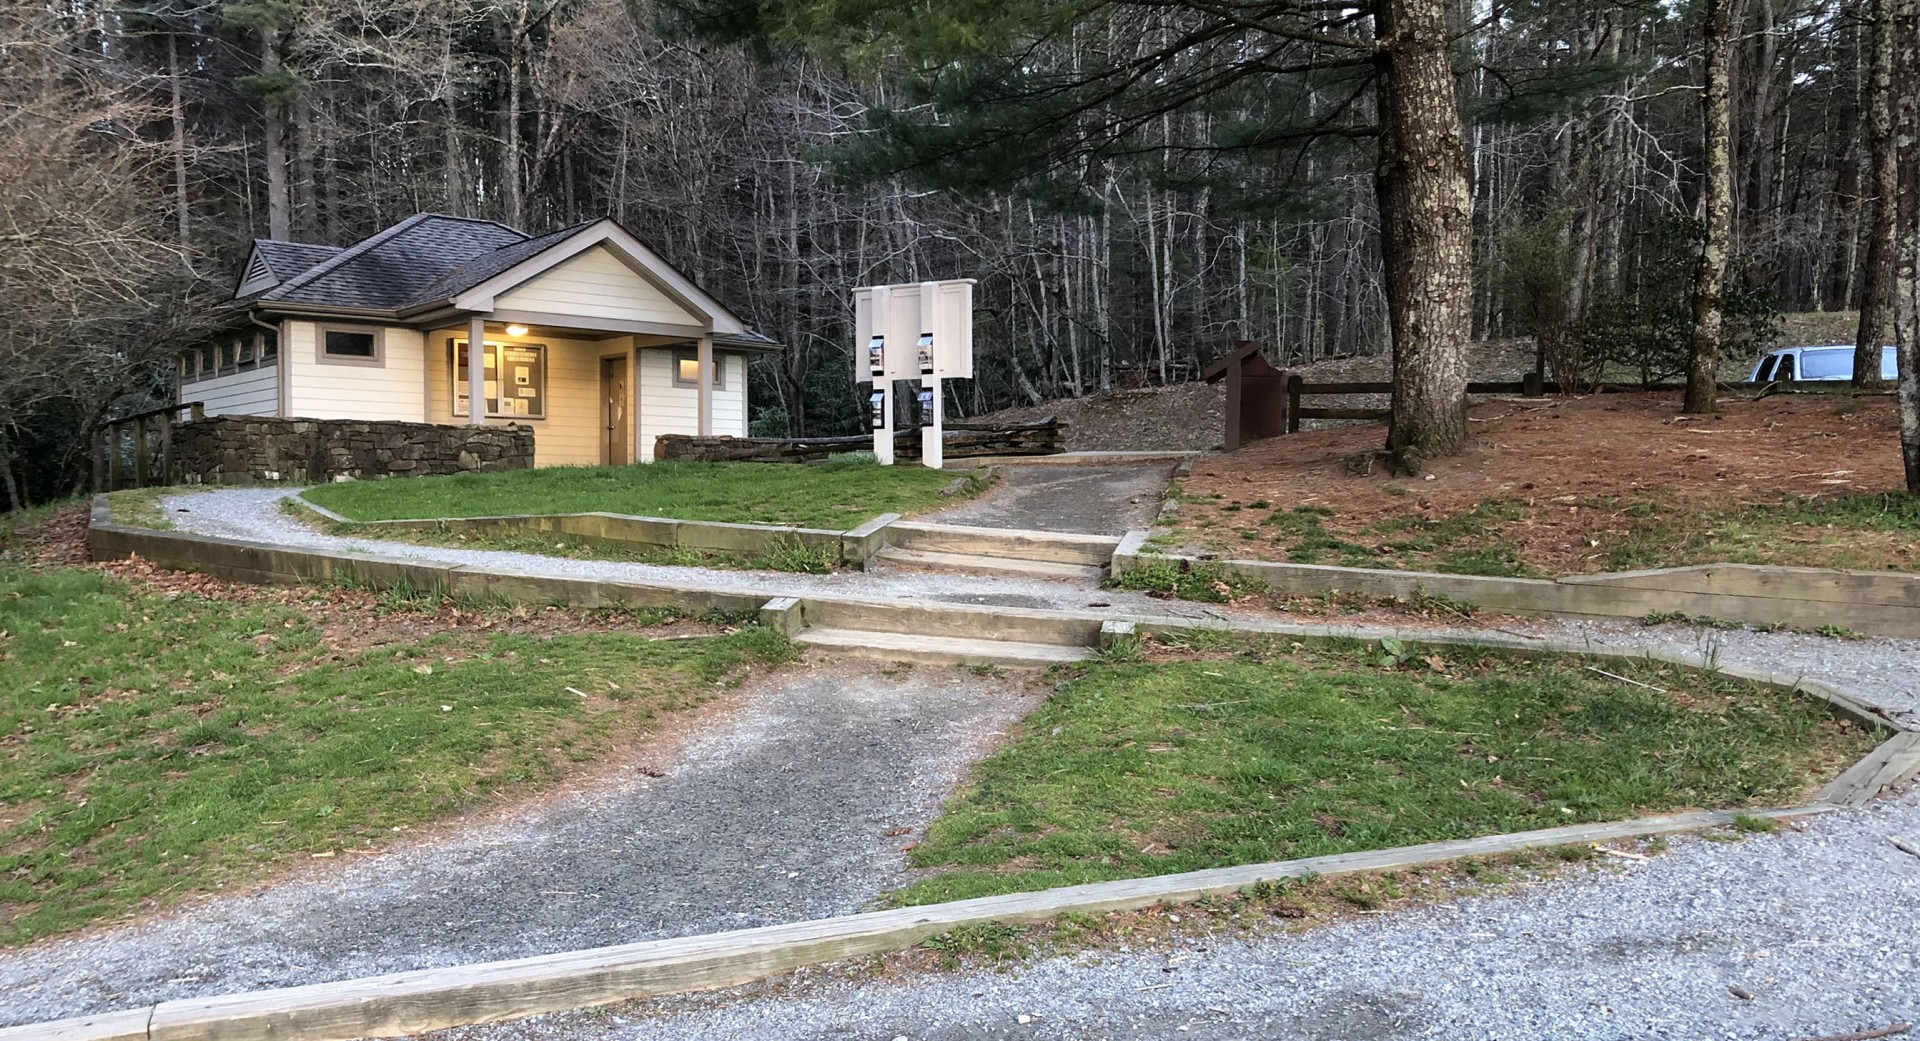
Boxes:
[1282,376,1885,433]
[93,402,204,492]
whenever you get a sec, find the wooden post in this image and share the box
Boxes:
[1286,374,1303,435]
[92,429,106,493]
[107,423,122,491]
[468,315,487,426]
[696,335,714,437]
[133,416,149,487]
[160,409,174,486]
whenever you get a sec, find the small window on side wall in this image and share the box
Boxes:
[317,325,383,366]
[672,348,724,389]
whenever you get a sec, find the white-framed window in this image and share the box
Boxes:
[316,324,385,366]
[672,347,724,389]
[451,339,547,418]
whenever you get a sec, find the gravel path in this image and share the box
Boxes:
[0,665,1042,1028]
[423,786,1920,1041]
[159,487,1230,618]
[68,485,1920,1039]
[922,465,1174,534]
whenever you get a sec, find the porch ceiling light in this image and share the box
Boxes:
[504,324,530,337]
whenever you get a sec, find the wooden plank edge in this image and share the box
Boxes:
[1817,732,1920,807]
[9,807,1822,1041]
[0,1008,152,1041]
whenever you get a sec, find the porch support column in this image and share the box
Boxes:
[467,315,487,426]
[696,335,714,436]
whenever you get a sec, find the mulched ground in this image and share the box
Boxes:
[1174,392,1909,574]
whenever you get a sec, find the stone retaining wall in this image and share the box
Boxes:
[173,416,533,484]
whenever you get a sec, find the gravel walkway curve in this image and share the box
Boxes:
[157,487,1229,618]
[424,786,1920,1041]
[0,665,1042,1028]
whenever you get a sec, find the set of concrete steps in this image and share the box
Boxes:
[867,522,1120,584]
[768,595,1130,668]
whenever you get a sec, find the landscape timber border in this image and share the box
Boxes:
[87,496,1907,732]
[15,803,1910,1041]
[34,499,1918,1041]
[1110,533,1920,639]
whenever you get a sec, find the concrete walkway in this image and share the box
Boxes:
[0,666,1042,1028]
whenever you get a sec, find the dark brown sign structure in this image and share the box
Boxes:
[1202,340,1288,451]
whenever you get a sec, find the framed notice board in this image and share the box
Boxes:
[452,340,547,418]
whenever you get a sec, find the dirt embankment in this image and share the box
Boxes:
[1172,392,1910,575]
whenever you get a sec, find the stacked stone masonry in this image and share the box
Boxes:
[172,417,534,485]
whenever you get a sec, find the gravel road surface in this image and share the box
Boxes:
[421,785,1920,1041]
[0,665,1042,1027]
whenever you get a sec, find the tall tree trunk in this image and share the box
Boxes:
[1892,0,1919,491]
[261,34,291,240]
[1374,0,1473,471]
[1854,0,1897,388]
[1685,0,1736,414]
[168,33,190,249]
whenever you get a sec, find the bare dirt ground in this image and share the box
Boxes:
[1171,392,1911,575]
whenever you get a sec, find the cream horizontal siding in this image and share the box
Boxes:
[714,354,748,437]
[492,246,701,327]
[284,321,426,422]
[190,366,280,416]
[637,348,701,462]
[423,331,622,468]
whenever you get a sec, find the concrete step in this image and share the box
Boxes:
[869,547,1105,583]
[792,627,1094,667]
[804,597,1104,648]
[884,522,1120,568]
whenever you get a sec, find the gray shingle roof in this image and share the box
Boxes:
[405,221,595,307]
[260,214,527,310]
[252,240,343,281]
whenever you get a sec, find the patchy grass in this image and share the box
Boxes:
[0,558,792,946]
[300,461,989,530]
[1108,556,1265,603]
[1180,491,1920,577]
[281,499,843,574]
[894,635,1871,904]
[104,487,185,530]
[1595,492,1920,573]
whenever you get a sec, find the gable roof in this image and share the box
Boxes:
[232,213,773,348]
[260,214,526,310]
[406,221,593,307]
[254,240,344,279]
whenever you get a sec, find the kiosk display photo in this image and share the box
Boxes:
[853,279,975,467]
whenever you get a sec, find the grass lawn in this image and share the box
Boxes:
[895,634,1873,904]
[300,460,986,530]
[0,534,791,946]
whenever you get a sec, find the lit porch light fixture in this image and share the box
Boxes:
[504,324,530,337]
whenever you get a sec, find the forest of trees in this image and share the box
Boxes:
[1,0,1916,505]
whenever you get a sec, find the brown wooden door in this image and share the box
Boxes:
[600,356,630,466]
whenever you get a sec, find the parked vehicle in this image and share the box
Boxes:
[1748,344,1897,382]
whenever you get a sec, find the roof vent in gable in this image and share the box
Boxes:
[234,248,279,298]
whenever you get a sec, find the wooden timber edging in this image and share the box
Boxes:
[86,498,771,617]
[1111,539,1920,640]
[89,499,1907,732]
[1,803,1848,1041]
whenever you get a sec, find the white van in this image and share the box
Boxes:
[1748,345,1896,382]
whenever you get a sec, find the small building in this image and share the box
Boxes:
[179,214,779,466]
